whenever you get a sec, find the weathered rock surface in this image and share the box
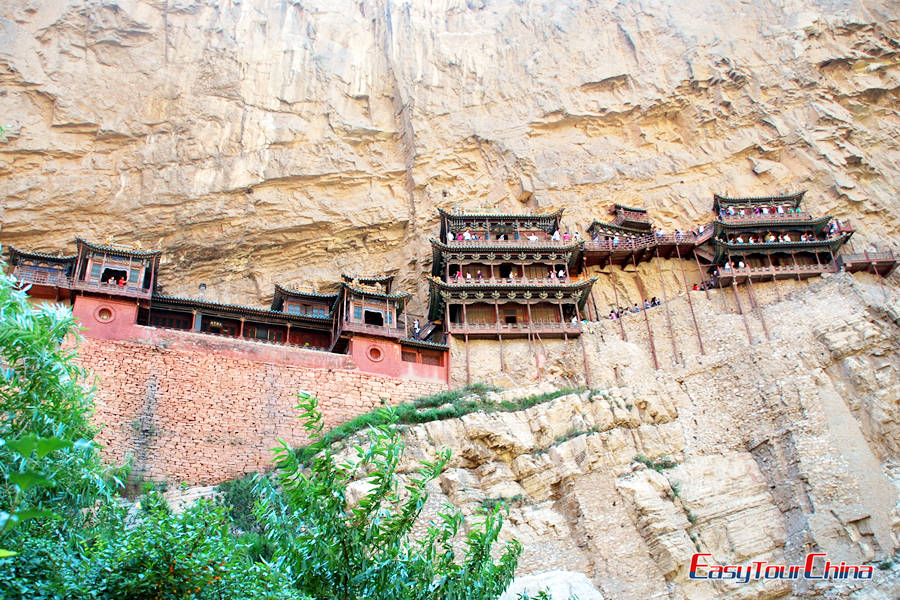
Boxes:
[1,0,899,317]
[330,273,900,599]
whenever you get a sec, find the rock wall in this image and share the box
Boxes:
[1,0,898,316]
[77,328,445,484]
[344,271,900,600]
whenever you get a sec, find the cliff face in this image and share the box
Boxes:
[1,0,899,312]
[365,273,900,600]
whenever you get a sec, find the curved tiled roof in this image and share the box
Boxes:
[76,238,162,258]
[341,281,412,300]
[7,246,77,263]
[399,337,450,350]
[152,294,333,324]
[438,207,564,220]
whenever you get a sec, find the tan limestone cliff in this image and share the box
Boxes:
[1,0,899,316]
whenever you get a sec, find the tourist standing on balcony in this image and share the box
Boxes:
[463,229,472,241]
[552,229,561,241]
[557,268,565,279]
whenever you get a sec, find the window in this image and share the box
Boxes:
[386,311,393,325]
[401,350,417,363]
[130,268,140,283]
[353,306,362,320]
[90,263,102,280]
[364,310,384,326]
[312,306,327,317]
[286,304,301,315]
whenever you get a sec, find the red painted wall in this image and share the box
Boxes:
[349,336,449,384]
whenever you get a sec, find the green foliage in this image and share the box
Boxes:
[256,392,521,600]
[217,472,261,533]
[0,254,121,551]
[0,258,521,599]
[0,494,303,600]
[633,454,679,472]
[295,384,583,464]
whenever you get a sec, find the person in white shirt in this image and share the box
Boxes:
[465,272,472,279]
[551,230,561,241]
[612,235,620,247]
[463,229,472,241]
[557,269,565,279]
[777,205,785,214]
[527,233,538,242]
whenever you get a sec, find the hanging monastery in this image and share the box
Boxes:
[4,191,897,483]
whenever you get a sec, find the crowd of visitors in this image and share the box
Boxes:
[447,228,581,244]
[608,297,662,320]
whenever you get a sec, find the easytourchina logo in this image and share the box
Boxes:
[689,553,874,583]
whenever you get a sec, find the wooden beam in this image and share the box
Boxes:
[675,242,704,355]
[654,247,678,365]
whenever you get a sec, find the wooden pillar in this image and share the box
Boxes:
[609,263,627,341]
[525,301,540,373]
[461,302,470,385]
[768,254,781,302]
[791,252,801,282]
[654,247,678,365]
[692,250,711,300]
[239,318,244,338]
[575,302,592,388]
[558,300,566,341]
[494,300,506,372]
[728,253,754,345]
[286,323,291,346]
[633,254,658,370]
[675,243,704,355]
[746,277,770,341]
[590,287,600,322]
[192,311,200,331]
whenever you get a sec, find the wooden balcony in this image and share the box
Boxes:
[837,250,897,276]
[715,263,837,285]
[719,211,814,223]
[447,320,581,337]
[446,276,576,286]
[582,229,709,267]
[12,266,74,288]
[72,279,153,299]
[340,319,407,339]
[444,237,574,247]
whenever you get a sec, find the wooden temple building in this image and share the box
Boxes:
[696,192,857,285]
[425,207,598,384]
[4,189,896,383]
[427,208,597,338]
[4,238,449,384]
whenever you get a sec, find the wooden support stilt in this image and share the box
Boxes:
[654,247,678,365]
[791,252,802,283]
[728,254,754,345]
[590,287,601,321]
[746,277,770,341]
[494,301,506,371]
[768,254,781,302]
[693,249,711,300]
[632,254,659,370]
[609,263,627,341]
[575,302,592,388]
[675,243,705,355]
[525,301,540,375]
[464,333,471,386]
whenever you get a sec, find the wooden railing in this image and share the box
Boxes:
[73,279,152,299]
[447,321,581,334]
[718,263,837,278]
[611,209,651,226]
[447,276,575,285]
[444,237,574,247]
[341,320,406,338]
[840,250,895,263]
[719,211,813,222]
[12,267,74,288]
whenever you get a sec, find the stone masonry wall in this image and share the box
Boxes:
[77,329,445,485]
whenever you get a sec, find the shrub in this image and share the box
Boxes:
[256,392,522,600]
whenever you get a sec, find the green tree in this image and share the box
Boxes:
[0,252,119,552]
[255,392,522,600]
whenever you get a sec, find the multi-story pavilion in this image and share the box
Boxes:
[428,208,596,339]
[698,192,856,285]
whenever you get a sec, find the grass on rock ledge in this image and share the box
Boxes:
[293,383,584,464]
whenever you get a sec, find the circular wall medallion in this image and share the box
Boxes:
[95,306,115,323]
[366,345,384,362]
